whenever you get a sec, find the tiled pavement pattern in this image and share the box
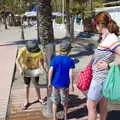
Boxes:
[6,40,92,120]
[7,70,89,120]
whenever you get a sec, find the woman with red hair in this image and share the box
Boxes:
[87,12,120,120]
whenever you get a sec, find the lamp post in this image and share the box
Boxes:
[21,16,24,40]
[62,0,64,23]
[91,0,93,16]
[36,5,40,43]
[3,7,7,29]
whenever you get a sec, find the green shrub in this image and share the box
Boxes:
[55,17,62,24]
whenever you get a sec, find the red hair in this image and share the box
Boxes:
[95,12,119,36]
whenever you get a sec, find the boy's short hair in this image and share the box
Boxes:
[60,41,71,53]
[26,40,40,53]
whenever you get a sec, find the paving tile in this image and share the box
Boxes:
[0,46,17,120]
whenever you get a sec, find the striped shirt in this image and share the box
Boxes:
[92,33,120,82]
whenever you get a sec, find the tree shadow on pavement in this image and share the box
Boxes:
[75,32,96,40]
[68,106,88,119]
[57,94,86,111]
[70,43,95,58]
[68,94,86,108]
[56,94,87,119]
[67,94,87,119]
[70,49,94,58]
[107,110,120,120]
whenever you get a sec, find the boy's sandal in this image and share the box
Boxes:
[39,99,46,105]
[22,103,30,110]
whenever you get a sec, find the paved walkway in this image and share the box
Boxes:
[0,26,20,120]
[7,41,90,120]
[0,46,17,120]
[0,26,21,43]
[7,70,88,120]
[7,40,120,120]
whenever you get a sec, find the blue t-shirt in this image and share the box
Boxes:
[50,55,75,88]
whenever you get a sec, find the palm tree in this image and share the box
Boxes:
[38,0,55,64]
[38,0,55,117]
[0,0,27,27]
[38,0,54,46]
[1,0,8,29]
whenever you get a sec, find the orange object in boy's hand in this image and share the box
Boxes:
[48,83,52,89]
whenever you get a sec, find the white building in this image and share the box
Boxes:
[95,6,120,26]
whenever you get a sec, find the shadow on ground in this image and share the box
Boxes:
[70,49,94,58]
[68,106,88,119]
[75,32,98,40]
[57,94,87,119]
[68,94,86,108]
[107,110,120,120]
[67,94,87,119]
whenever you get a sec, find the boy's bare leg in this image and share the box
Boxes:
[53,103,57,120]
[25,84,30,104]
[32,77,41,100]
[34,86,41,100]
[22,84,30,110]
[64,105,68,120]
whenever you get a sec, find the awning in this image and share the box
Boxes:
[52,12,65,16]
[24,11,37,17]
[24,11,65,17]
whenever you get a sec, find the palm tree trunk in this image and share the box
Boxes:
[38,0,54,46]
[70,15,74,41]
[65,0,74,41]
[38,0,55,65]
[3,8,7,29]
[65,0,70,37]
[1,0,7,29]
[38,0,55,118]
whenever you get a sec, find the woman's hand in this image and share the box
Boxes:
[96,61,109,70]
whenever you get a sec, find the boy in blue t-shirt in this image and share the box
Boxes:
[48,41,75,120]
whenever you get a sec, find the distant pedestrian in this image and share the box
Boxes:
[16,40,46,110]
[87,12,120,120]
[48,41,75,120]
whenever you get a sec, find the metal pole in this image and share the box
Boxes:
[91,0,93,16]
[62,0,64,23]
[21,16,24,40]
[37,5,40,43]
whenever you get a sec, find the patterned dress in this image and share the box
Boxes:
[88,33,120,100]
